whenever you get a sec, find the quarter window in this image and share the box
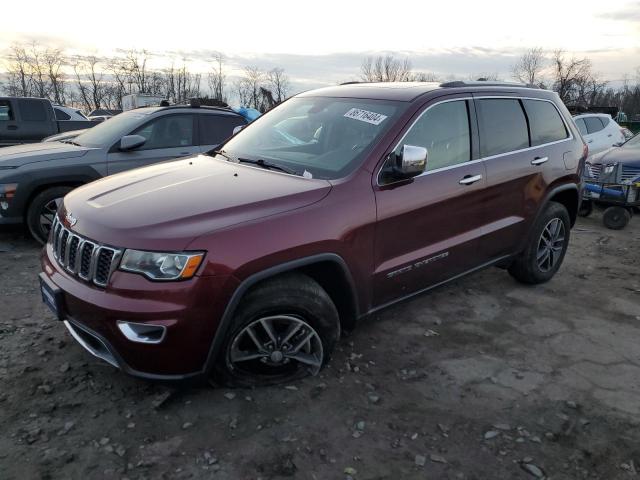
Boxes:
[131,114,194,150]
[394,100,471,172]
[0,100,13,121]
[477,99,529,157]
[523,100,568,146]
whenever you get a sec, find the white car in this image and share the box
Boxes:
[53,105,89,122]
[573,113,626,157]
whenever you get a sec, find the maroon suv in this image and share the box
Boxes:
[40,81,586,385]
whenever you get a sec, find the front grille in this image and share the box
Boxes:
[50,216,122,287]
[586,163,602,179]
[621,165,640,183]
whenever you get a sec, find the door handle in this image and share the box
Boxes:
[7,125,18,130]
[531,156,548,166]
[459,174,482,185]
[607,134,612,137]
[587,139,593,143]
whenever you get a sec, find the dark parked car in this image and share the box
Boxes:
[39,81,586,385]
[0,104,247,242]
[0,97,95,147]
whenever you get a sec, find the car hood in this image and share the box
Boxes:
[0,142,90,167]
[61,155,332,250]
[589,146,640,167]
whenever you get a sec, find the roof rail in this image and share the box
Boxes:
[440,80,540,89]
[340,81,362,85]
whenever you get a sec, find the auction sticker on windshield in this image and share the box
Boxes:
[344,108,388,125]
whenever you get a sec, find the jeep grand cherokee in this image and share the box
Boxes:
[39,81,586,385]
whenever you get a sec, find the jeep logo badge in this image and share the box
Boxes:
[65,212,77,227]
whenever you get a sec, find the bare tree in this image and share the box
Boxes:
[73,56,107,111]
[4,44,33,96]
[267,67,289,103]
[240,66,265,110]
[551,49,592,104]
[511,47,545,85]
[360,55,412,82]
[207,52,226,102]
[44,48,67,104]
[412,71,440,82]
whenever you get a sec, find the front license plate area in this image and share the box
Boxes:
[39,273,65,321]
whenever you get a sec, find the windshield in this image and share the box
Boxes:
[623,133,640,148]
[221,97,404,179]
[74,111,150,147]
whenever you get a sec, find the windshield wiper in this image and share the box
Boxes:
[237,157,299,176]
[213,150,299,176]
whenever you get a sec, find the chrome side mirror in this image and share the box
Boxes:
[393,145,427,178]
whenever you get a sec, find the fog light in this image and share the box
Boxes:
[117,321,166,344]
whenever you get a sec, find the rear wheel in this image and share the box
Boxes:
[602,206,630,230]
[215,273,340,387]
[26,186,74,244]
[508,201,570,284]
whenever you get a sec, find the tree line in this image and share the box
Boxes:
[1,43,290,113]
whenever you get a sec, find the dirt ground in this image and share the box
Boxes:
[1,211,639,480]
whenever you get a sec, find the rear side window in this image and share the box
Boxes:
[600,116,610,127]
[54,108,71,121]
[477,99,529,157]
[0,100,13,121]
[584,117,605,134]
[575,118,588,136]
[18,99,48,121]
[199,114,246,146]
[523,100,568,146]
[396,100,471,172]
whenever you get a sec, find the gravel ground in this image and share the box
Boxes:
[1,211,639,480]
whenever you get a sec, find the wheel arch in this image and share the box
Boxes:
[546,183,580,227]
[202,253,359,375]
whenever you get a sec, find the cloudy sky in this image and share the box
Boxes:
[2,0,639,93]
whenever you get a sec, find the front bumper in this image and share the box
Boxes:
[41,243,238,380]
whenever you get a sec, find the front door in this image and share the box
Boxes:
[107,113,199,175]
[372,97,488,306]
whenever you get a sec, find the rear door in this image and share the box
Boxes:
[106,113,199,175]
[581,116,607,155]
[372,96,488,306]
[197,113,246,153]
[477,96,571,259]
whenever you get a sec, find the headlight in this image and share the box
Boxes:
[119,249,204,280]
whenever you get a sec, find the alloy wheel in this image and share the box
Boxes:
[536,218,565,272]
[227,315,324,378]
[40,197,63,237]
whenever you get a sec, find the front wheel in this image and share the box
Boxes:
[215,273,340,387]
[26,186,74,244]
[508,201,570,284]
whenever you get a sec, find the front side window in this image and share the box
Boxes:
[54,108,71,121]
[523,100,568,146]
[584,117,605,134]
[392,100,471,173]
[221,97,404,179]
[575,118,588,136]
[132,114,194,151]
[0,100,13,121]
[477,99,529,157]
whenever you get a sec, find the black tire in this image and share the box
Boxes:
[602,206,630,230]
[508,201,571,285]
[26,186,74,244]
[215,273,340,387]
[578,199,593,217]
